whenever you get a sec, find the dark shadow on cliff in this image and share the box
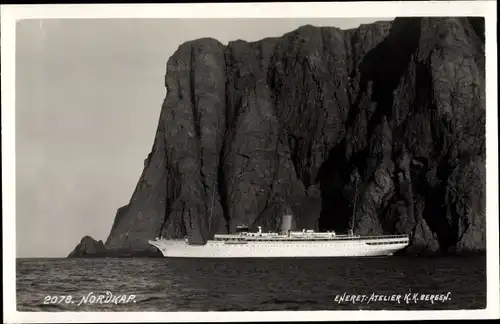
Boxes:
[317,139,357,233]
[359,17,422,134]
[422,149,459,253]
[467,17,485,43]
[316,18,423,234]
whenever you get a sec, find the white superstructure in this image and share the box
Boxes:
[149,225,410,258]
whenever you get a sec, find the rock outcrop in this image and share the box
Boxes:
[67,235,162,257]
[70,17,486,257]
[68,236,106,257]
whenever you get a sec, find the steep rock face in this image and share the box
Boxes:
[99,17,485,256]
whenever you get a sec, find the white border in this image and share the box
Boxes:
[2,1,498,322]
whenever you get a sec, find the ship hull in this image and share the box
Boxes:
[148,237,409,258]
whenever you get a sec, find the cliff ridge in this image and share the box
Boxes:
[68,17,485,257]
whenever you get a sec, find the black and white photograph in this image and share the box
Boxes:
[2,1,499,322]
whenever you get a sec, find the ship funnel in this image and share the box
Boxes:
[281,214,294,234]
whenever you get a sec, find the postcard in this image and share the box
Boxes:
[2,1,498,323]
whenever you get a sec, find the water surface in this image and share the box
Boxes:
[17,256,486,311]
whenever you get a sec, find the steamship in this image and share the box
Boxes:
[148,214,410,258]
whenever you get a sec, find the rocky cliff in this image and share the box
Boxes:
[69,17,486,257]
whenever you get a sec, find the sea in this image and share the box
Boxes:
[16,256,486,312]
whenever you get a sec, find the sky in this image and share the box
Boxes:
[15,18,386,257]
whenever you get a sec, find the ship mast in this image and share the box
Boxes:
[350,173,359,236]
[208,180,216,238]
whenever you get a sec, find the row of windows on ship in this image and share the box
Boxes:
[366,240,407,245]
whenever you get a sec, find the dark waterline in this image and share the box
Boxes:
[16,256,486,311]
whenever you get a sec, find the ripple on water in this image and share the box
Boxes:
[16,256,487,311]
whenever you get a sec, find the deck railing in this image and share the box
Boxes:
[157,234,410,242]
[213,234,409,242]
